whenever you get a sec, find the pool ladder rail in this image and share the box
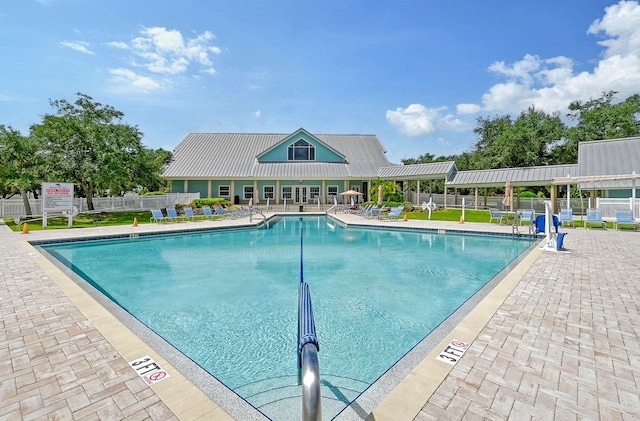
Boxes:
[298,281,322,421]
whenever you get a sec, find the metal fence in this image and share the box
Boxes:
[0,193,200,218]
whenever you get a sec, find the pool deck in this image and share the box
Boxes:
[2,214,639,420]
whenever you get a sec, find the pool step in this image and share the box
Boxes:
[234,374,370,420]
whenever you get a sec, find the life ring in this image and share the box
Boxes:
[426,201,436,211]
[62,205,79,217]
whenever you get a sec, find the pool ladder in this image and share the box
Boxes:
[298,281,322,421]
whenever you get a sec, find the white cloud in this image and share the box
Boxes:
[386,104,467,137]
[125,27,221,75]
[254,110,262,117]
[388,0,640,137]
[105,41,129,50]
[108,68,162,94]
[60,41,95,55]
[467,0,640,116]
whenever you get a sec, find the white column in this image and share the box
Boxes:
[416,179,420,205]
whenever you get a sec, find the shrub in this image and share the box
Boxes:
[519,191,537,198]
[191,197,231,208]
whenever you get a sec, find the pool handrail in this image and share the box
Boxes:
[298,281,321,421]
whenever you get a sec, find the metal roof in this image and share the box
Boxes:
[377,161,456,179]
[162,132,391,179]
[574,136,640,188]
[447,164,579,188]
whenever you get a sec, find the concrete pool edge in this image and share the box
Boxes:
[21,215,542,420]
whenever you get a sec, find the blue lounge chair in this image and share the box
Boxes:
[615,210,637,231]
[558,209,574,228]
[381,205,404,220]
[202,205,215,220]
[585,209,606,229]
[150,209,169,223]
[165,206,184,222]
[489,208,504,224]
[183,206,196,221]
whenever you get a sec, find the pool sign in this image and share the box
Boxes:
[129,356,170,386]
[42,182,74,213]
[435,339,470,365]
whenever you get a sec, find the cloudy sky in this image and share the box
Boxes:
[1,1,639,163]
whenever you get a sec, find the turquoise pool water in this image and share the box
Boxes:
[43,216,532,420]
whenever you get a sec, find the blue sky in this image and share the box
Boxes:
[2,1,639,164]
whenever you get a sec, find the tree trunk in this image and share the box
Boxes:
[20,188,33,216]
[85,181,95,211]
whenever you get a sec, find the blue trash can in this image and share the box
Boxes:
[556,232,566,250]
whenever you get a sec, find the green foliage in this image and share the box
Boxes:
[519,191,537,198]
[192,197,231,208]
[369,178,403,202]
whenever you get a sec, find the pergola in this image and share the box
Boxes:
[377,162,456,205]
[446,164,579,212]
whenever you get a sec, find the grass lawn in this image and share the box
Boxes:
[3,211,152,232]
[405,208,491,223]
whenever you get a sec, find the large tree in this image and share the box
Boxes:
[472,107,565,169]
[553,91,640,163]
[31,93,154,210]
[0,126,44,215]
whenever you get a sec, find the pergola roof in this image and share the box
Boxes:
[447,164,578,188]
[377,161,456,180]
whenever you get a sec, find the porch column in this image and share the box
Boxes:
[321,180,326,204]
[416,179,420,205]
[254,180,259,204]
[207,180,212,198]
[474,187,479,209]
[276,180,280,204]
[484,188,488,208]
[444,184,448,209]
[183,180,188,192]
[230,180,235,203]
[551,184,558,214]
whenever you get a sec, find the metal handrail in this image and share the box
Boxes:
[297,218,321,421]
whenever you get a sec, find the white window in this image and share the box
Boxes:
[287,139,316,161]
[309,186,320,199]
[243,186,254,200]
[263,185,275,199]
[218,185,230,197]
[282,186,292,200]
[327,185,338,203]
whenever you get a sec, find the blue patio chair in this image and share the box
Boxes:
[614,210,637,231]
[489,208,504,224]
[165,206,184,222]
[535,215,560,235]
[183,206,196,221]
[585,208,606,229]
[517,209,535,226]
[558,208,574,228]
[150,209,169,223]
[202,205,215,220]
[214,206,231,219]
[381,205,404,221]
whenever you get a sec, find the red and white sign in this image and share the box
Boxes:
[42,182,74,213]
[435,339,470,365]
[128,356,170,386]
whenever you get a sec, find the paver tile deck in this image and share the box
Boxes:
[2,213,639,420]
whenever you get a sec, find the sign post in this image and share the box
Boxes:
[42,182,74,228]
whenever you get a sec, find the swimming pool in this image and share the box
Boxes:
[42,216,533,420]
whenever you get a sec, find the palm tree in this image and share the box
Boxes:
[369,178,402,203]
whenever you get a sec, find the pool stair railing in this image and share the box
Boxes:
[298,280,322,421]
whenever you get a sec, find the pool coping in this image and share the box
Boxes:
[23,214,542,420]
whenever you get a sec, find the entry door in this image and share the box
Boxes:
[295,187,308,204]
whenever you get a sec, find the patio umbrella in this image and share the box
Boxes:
[339,189,363,197]
[502,181,512,210]
[377,185,384,205]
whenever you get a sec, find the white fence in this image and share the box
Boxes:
[596,198,640,219]
[0,193,200,218]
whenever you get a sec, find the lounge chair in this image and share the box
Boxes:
[202,205,216,220]
[615,210,638,231]
[585,208,606,229]
[183,206,196,221]
[381,206,404,221]
[166,206,184,222]
[150,209,169,223]
[489,208,504,224]
[558,208,574,228]
[213,206,231,219]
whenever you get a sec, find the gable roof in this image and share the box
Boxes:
[162,131,390,179]
[255,128,346,161]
